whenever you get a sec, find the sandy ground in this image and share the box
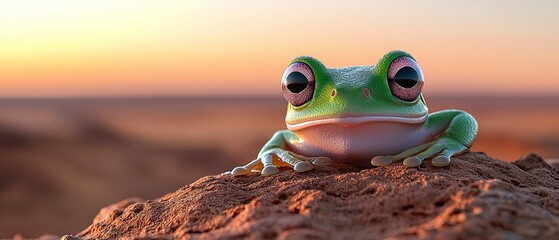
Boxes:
[74,153,559,239]
[0,96,558,238]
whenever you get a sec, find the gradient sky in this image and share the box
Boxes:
[1,0,558,97]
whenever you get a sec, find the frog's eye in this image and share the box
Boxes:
[281,62,315,106]
[387,56,424,101]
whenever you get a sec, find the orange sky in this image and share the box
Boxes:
[0,1,558,97]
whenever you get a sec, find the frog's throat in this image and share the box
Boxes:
[285,113,428,131]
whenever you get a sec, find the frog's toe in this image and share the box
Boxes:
[261,165,280,176]
[371,156,393,167]
[294,161,314,172]
[431,155,451,167]
[273,150,315,173]
[231,166,250,176]
[311,157,332,166]
[403,156,422,167]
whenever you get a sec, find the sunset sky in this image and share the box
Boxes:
[0,0,558,97]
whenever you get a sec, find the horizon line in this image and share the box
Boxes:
[0,93,558,101]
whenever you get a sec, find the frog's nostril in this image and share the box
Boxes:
[363,88,371,98]
[331,89,337,98]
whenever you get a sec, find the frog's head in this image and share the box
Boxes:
[282,50,428,130]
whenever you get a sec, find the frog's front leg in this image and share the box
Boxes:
[223,130,332,176]
[372,110,478,167]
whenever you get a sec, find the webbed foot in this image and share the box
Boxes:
[223,149,332,176]
[371,138,468,168]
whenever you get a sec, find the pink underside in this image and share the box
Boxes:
[287,122,441,168]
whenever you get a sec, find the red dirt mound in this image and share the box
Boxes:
[63,152,558,239]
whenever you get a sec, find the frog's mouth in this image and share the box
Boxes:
[286,113,428,131]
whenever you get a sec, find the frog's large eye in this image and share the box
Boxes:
[281,62,315,106]
[387,56,424,101]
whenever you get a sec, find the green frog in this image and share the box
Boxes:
[224,50,478,176]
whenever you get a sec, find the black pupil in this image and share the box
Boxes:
[286,72,309,93]
[394,67,419,88]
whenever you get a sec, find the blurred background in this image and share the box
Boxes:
[0,0,558,238]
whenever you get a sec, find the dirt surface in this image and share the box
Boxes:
[51,152,559,239]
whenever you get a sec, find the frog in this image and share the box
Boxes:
[223,50,478,176]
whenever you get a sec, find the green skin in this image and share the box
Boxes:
[224,50,478,176]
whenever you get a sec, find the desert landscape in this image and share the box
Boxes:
[0,95,558,238]
[2,0,558,238]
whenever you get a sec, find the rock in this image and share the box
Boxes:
[545,158,559,171]
[92,197,144,225]
[72,152,559,239]
[59,235,81,240]
[513,153,558,172]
